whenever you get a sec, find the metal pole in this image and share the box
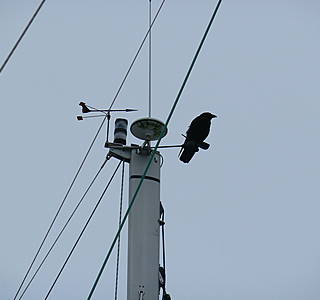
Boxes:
[127,149,160,300]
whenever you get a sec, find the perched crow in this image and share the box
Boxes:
[179,112,216,163]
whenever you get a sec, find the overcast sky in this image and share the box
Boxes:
[1,1,320,299]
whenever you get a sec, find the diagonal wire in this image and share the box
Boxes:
[0,0,47,74]
[13,117,106,300]
[87,0,224,298]
[114,161,125,300]
[13,0,166,296]
[17,158,109,300]
[44,160,123,300]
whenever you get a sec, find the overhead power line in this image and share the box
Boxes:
[44,160,123,299]
[13,0,167,297]
[0,0,47,74]
[17,158,108,300]
[13,118,106,300]
[87,0,224,298]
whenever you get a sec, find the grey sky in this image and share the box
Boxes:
[1,0,320,299]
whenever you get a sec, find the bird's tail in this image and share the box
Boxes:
[179,141,199,163]
[179,150,196,163]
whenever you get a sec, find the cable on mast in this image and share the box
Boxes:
[114,161,125,300]
[44,160,123,299]
[16,158,109,300]
[87,0,224,297]
[0,0,47,74]
[159,202,171,299]
[148,0,152,117]
[159,202,166,272]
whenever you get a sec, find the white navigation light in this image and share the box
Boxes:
[130,118,167,141]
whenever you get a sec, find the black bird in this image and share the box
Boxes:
[179,112,217,163]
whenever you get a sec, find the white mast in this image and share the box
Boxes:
[127,149,160,300]
[108,117,167,300]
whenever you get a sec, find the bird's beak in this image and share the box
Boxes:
[211,114,217,119]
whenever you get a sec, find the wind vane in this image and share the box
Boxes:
[76,101,138,144]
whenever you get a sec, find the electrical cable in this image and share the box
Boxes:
[159,152,164,167]
[159,203,169,298]
[44,160,122,299]
[87,0,224,298]
[0,0,47,74]
[161,208,166,272]
[148,0,152,117]
[17,158,109,300]
[12,117,106,300]
[114,161,125,300]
